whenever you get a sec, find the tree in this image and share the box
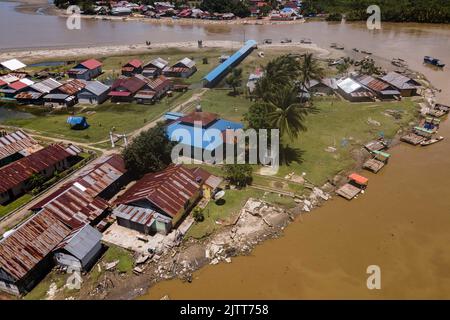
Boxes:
[336,59,351,77]
[266,85,317,139]
[243,102,275,131]
[223,164,253,187]
[122,123,175,178]
[192,207,205,222]
[225,68,243,96]
[298,53,325,92]
[358,58,382,75]
[29,173,46,190]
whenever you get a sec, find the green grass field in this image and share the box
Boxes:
[0,194,32,219]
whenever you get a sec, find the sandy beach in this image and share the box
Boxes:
[0,41,330,63]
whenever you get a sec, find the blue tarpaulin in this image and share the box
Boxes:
[67,116,89,130]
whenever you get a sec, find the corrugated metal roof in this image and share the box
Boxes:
[14,91,44,100]
[58,79,86,95]
[175,57,196,69]
[83,80,110,96]
[31,154,126,210]
[0,59,26,71]
[111,76,146,94]
[125,59,142,69]
[0,144,71,193]
[8,80,29,91]
[79,59,102,70]
[113,204,171,227]
[0,210,72,280]
[381,72,418,90]
[31,78,62,93]
[54,224,102,260]
[116,164,200,218]
[144,57,168,70]
[204,40,257,83]
[0,130,39,161]
[355,74,389,92]
[144,75,171,92]
[0,74,19,84]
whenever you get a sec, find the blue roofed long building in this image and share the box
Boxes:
[203,40,257,88]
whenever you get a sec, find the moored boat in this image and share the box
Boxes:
[424,56,445,68]
[420,136,444,146]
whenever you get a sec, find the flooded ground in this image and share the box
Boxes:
[2,0,450,299]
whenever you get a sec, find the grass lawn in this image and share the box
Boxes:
[4,90,195,143]
[0,194,33,219]
[102,245,134,274]
[24,272,68,300]
[186,188,265,239]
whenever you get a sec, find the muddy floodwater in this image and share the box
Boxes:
[2,0,450,299]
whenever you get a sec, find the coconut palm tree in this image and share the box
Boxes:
[265,85,317,139]
[298,53,325,91]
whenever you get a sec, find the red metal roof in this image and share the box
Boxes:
[125,59,143,69]
[111,76,146,94]
[145,75,171,93]
[58,79,86,95]
[349,173,369,185]
[80,59,102,70]
[108,91,131,97]
[8,80,28,91]
[0,210,72,280]
[116,164,201,218]
[0,79,6,87]
[0,144,71,193]
[179,111,218,127]
[0,130,39,161]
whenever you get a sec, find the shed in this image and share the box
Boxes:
[113,204,172,235]
[68,59,102,80]
[0,59,26,72]
[67,116,89,130]
[380,72,420,97]
[336,77,374,102]
[122,59,143,76]
[53,225,103,271]
[163,57,197,78]
[43,93,77,108]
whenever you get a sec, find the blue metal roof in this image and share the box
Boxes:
[167,119,243,151]
[204,40,257,83]
[164,112,184,121]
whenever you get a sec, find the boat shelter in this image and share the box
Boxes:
[203,40,257,88]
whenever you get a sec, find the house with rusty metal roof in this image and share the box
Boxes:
[354,74,400,100]
[30,78,62,94]
[53,79,86,96]
[0,130,41,167]
[0,144,72,205]
[336,77,375,102]
[0,210,72,295]
[163,57,197,78]
[108,76,147,102]
[142,57,169,78]
[115,164,204,227]
[121,59,143,76]
[134,75,172,104]
[380,72,420,97]
[68,59,103,81]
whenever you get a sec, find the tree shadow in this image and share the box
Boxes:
[280,145,305,166]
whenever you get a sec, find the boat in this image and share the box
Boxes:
[424,56,445,68]
[300,38,312,44]
[281,38,292,43]
[352,48,359,52]
[420,136,444,146]
[392,58,408,67]
[361,50,372,55]
[263,39,272,44]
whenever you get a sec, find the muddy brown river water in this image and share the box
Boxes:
[1,0,450,299]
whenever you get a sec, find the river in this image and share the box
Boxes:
[2,1,450,299]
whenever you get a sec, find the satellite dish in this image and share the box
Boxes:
[2,230,15,238]
[214,190,225,200]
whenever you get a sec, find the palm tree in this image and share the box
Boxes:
[298,53,325,91]
[225,68,243,95]
[265,85,317,139]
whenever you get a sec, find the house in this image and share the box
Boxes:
[0,210,73,295]
[355,74,401,100]
[14,91,44,105]
[134,75,172,104]
[77,80,110,105]
[121,59,143,76]
[116,164,204,227]
[43,93,77,108]
[0,144,72,205]
[30,78,62,94]
[0,59,26,72]
[0,78,34,98]
[142,57,169,78]
[380,72,420,97]
[247,68,264,94]
[163,57,197,78]
[108,76,146,102]
[67,116,89,130]
[166,110,244,161]
[53,224,103,272]
[191,167,223,200]
[336,77,374,102]
[305,78,338,95]
[113,204,173,235]
[68,59,102,81]
[0,130,41,167]
[53,79,86,96]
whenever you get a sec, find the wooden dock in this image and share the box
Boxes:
[364,140,386,152]
[336,183,361,200]
[363,158,385,173]
[400,133,425,145]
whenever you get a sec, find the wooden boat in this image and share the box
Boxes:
[400,132,425,145]
[424,56,445,68]
[361,50,372,55]
[300,38,312,44]
[331,43,344,50]
[392,58,407,67]
[352,48,360,52]
[263,39,272,44]
[420,136,444,146]
[281,38,292,43]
